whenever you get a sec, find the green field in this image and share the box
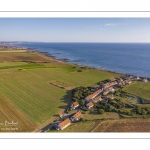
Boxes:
[123,81,150,101]
[0,59,120,125]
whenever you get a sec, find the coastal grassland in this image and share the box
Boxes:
[0,49,65,65]
[0,94,36,132]
[123,81,150,101]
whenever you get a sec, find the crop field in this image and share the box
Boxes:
[123,81,150,101]
[92,118,150,132]
[0,66,120,125]
[0,50,121,129]
[0,94,36,132]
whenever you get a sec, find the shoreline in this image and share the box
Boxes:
[3,44,149,79]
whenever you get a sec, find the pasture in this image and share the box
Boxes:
[123,81,150,101]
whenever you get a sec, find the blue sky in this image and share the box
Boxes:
[1,18,150,42]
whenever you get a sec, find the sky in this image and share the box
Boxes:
[1,18,150,42]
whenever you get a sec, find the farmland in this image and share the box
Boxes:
[92,119,150,132]
[0,94,36,132]
[1,48,150,132]
[0,49,120,129]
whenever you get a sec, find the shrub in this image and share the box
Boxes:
[99,109,105,114]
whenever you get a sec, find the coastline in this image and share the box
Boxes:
[3,43,149,80]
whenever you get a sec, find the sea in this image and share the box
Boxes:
[12,42,150,78]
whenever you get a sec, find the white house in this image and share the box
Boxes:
[55,118,71,130]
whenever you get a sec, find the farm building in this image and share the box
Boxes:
[70,111,83,121]
[85,88,103,102]
[86,101,94,109]
[70,101,79,109]
[55,118,71,130]
[92,95,102,103]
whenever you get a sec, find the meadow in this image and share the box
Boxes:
[123,81,150,102]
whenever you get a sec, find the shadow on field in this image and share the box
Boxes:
[60,91,69,103]
[41,123,56,132]
[58,105,66,109]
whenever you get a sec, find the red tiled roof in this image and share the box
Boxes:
[110,78,116,81]
[93,95,101,102]
[59,118,71,129]
[59,112,63,117]
[73,101,79,107]
[73,111,82,119]
[107,95,114,99]
[87,101,94,107]
[85,89,102,100]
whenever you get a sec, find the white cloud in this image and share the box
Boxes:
[104,23,117,26]
[104,23,127,26]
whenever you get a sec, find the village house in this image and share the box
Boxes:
[103,87,114,95]
[85,88,103,102]
[125,80,132,85]
[110,78,116,82]
[107,94,115,100]
[125,74,133,79]
[102,81,117,89]
[102,83,111,89]
[134,76,140,80]
[117,81,125,87]
[109,87,115,92]
[110,81,118,86]
[70,101,79,109]
[55,118,71,130]
[117,77,123,82]
[92,95,102,103]
[70,111,83,121]
[142,78,148,82]
[86,101,94,109]
[127,80,132,84]
[103,88,110,95]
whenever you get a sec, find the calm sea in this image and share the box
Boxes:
[13,42,150,78]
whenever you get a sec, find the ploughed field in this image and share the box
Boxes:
[0,94,36,132]
[93,119,150,132]
[0,49,120,130]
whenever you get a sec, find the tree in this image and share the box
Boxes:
[99,109,104,114]
[141,109,148,115]
[136,108,142,115]
[79,99,85,106]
